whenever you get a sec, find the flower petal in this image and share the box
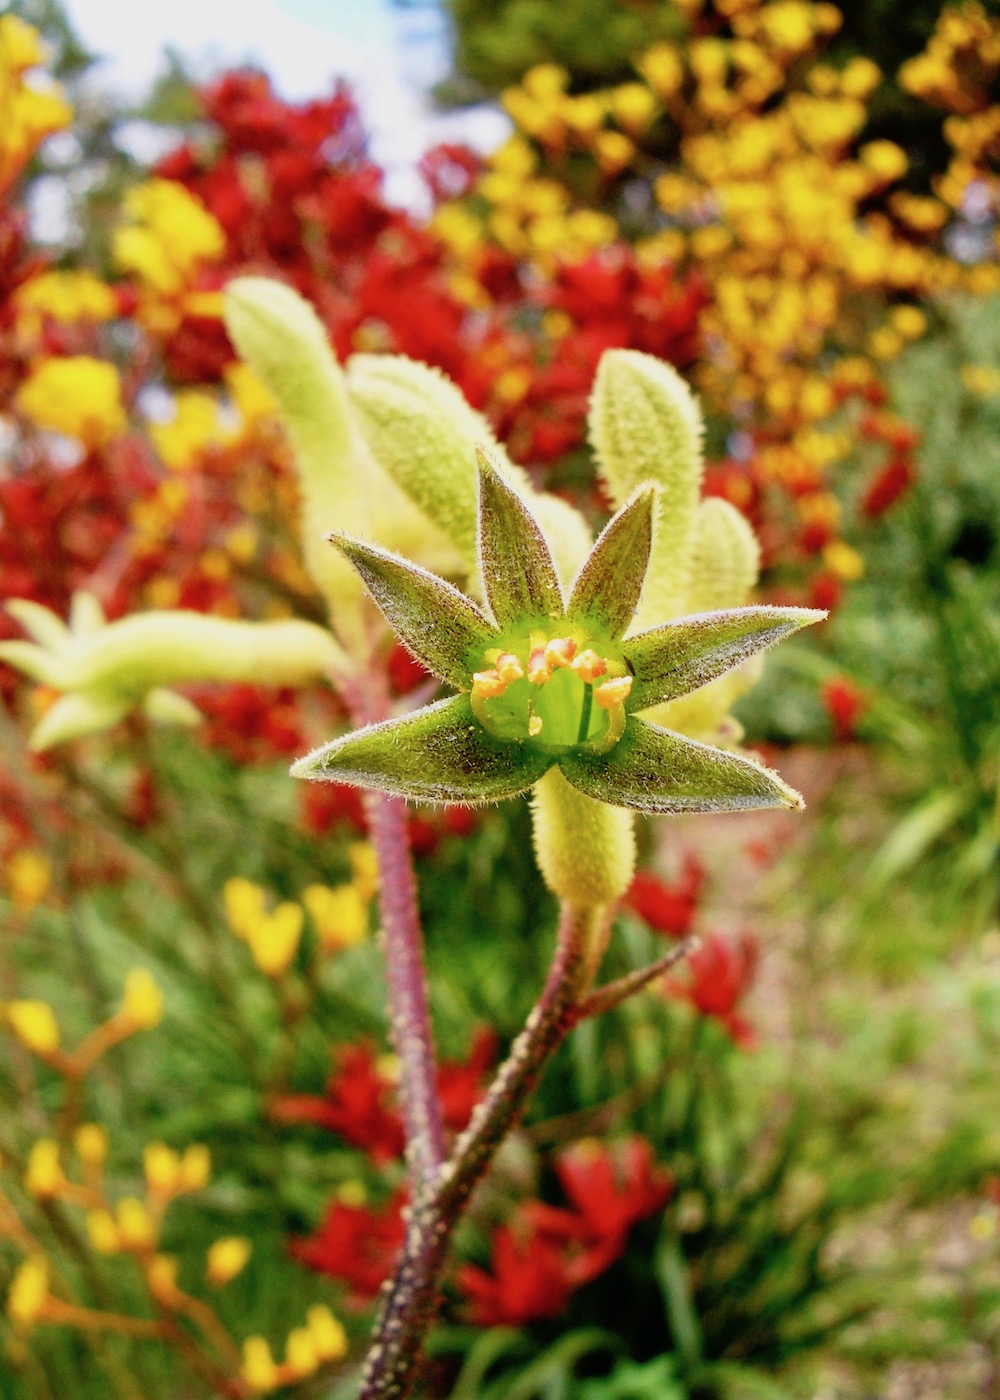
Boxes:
[291,695,553,805]
[330,534,495,689]
[623,606,825,712]
[559,717,803,814]
[566,484,656,639]
[476,447,564,627]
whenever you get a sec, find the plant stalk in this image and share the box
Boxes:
[357,900,605,1400]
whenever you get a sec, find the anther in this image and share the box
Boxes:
[472,669,506,699]
[594,675,633,709]
[571,649,607,683]
[495,652,524,685]
[527,648,551,685]
[544,636,577,669]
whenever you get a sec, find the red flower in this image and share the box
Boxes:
[528,1136,674,1285]
[809,571,842,613]
[458,1219,575,1327]
[291,1189,406,1302]
[861,455,915,517]
[270,1041,405,1163]
[666,930,759,1046]
[822,676,867,742]
[299,779,367,836]
[626,854,705,937]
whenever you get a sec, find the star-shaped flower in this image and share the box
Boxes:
[291,453,823,813]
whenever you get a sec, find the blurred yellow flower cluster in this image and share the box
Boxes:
[0,15,71,194]
[440,0,1000,572]
[15,355,127,450]
[3,967,162,1077]
[114,178,227,333]
[900,2,1000,236]
[223,841,375,978]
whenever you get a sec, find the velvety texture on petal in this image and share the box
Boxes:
[330,534,495,689]
[623,606,825,712]
[559,716,803,814]
[566,485,656,640]
[291,695,554,804]
[476,448,564,628]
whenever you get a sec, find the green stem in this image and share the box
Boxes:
[576,683,594,745]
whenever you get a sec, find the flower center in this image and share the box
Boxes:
[470,631,632,755]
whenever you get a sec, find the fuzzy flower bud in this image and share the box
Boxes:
[121,969,163,1029]
[206,1236,251,1286]
[5,1000,59,1055]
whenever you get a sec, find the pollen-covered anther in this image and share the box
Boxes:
[471,669,507,700]
[544,637,577,669]
[571,649,607,684]
[495,652,524,685]
[528,714,543,737]
[527,648,551,685]
[593,675,633,710]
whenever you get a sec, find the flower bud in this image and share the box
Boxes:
[530,767,636,907]
[589,349,704,625]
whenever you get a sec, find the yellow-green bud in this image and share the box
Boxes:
[589,349,704,626]
[530,766,636,907]
[686,497,760,613]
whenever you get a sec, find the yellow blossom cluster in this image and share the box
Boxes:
[2,967,162,1077]
[900,3,1000,233]
[241,1307,348,1393]
[12,270,118,342]
[223,842,375,977]
[4,848,51,909]
[441,0,1000,571]
[113,178,226,333]
[149,364,277,472]
[434,132,617,286]
[0,16,71,195]
[14,355,127,449]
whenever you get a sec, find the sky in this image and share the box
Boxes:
[58,0,508,206]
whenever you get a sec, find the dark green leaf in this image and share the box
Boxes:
[476,448,564,628]
[330,533,495,688]
[559,717,803,814]
[566,484,656,639]
[291,695,553,804]
[623,606,825,712]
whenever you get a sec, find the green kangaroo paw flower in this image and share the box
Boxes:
[566,484,656,639]
[291,695,553,804]
[329,534,496,689]
[559,716,804,814]
[623,606,825,713]
[476,449,564,628]
[0,640,67,688]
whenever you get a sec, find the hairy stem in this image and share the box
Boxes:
[358,900,606,1400]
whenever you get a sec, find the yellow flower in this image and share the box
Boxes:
[638,42,684,99]
[6,849,50,908]
[6,1256,49,1327]
[302,883,368,952]
[177,1144,211,1192]
[285,1327,319,1379]
[13,271,117,334]
[149,390,229,471]
[146,1254,180,1302]
[5,1000,59,1056]
[86,1209,120,1254]
[242,1336,279,1393]
[115,179,225,292]
[121,969,163,1029]
[306,1304,348,1362]
[823,540,864,581]
[116,1197,156,1251]
[75,1124,109,1167]
[143,1143,181,1197]
[206,1236,252,1286]
[15,356,126,448]
[248,903,303,977]
[25,1140,63,1198]
[223,877,267,940]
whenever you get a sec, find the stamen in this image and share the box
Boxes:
[527,648,551,685]
[544,637,577,669]
[471,669,507,699]
[593,675,633,710]
[571,649,607,683]
[495,652,524,685]
[528,713,543,737]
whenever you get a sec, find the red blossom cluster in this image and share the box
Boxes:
[625,853,705,937]
[459,1137,674,1326]
[665,930,760,1046]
